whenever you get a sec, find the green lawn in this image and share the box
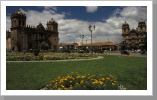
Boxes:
[6,55,147,90]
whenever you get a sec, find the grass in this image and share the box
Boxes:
[6,55,147,90]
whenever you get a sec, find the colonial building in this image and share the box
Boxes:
[122,19,147,50]
[59,43,78,50]
[78,41,119,51]
[6,9,59,52]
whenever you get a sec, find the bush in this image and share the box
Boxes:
[78,50,85,53]
[121,50,129,55]
[33,49,40,56]
[40,41,49,50]
[40,72,119,90]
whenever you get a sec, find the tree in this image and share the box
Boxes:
[40,41,49,50]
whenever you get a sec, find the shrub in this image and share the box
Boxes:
[41,72,119,90]
[33,49,40,56]
[40,41,49,50]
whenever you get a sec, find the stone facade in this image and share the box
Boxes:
[122,19,147,50]
[6,9,59,52]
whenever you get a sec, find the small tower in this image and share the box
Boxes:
[46,18,59,50]
[138,18,146,33]
[46,18,58,31]
[10,9,27,51]
[10,9,26,28]
[122,21,130,34]
[122,21,130,41]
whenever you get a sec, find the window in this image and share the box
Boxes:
[22,21,25,26]
[19,20,21,26]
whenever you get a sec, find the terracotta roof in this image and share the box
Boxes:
[77,41,117,46]
[60,43,78,46]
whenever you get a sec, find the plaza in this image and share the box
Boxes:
[6,6,147,90]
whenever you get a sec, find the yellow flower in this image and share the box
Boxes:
[106,78,110,80]
[69,87,73,90]
[70,81,72,83]
[81,76,86,78]
[80,80,84,84]
[64,78,67,80]
[113,81,117,83]
[99,82,104,85]
[61,85,64,88]
[110,75,115,78]
[92,82,95,84]
[64,88,68,90]
[112,83,115,85]
[58,88,62,90]
[101,78,105,81]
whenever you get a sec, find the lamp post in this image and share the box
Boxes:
[88,25,95,54]
[80,34,84,50]
[86,40,87,49]
[121,39,127,54]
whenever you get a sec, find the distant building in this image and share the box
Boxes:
[59,43,78,50]
[121,19,147,50]
[78,40,119,51]
[6,9,59,52]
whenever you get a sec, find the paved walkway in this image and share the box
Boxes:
[104,52,147,57]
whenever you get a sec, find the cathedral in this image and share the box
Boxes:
[6,9,59,52]
[122,19,147,50]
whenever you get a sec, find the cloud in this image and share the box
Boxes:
[6,6,147,44]
[85,6,98,13]
[120,6,147,21]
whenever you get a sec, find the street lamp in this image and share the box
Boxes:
[88,25,95,54]
[86,40,87,49]
[80,34,84,50]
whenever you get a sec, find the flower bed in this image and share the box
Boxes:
[39,72,121,90]
[6,53,98,61]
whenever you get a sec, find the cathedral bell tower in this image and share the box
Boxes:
[138,18,147,33]
[11,9,26,29]
[122,21,130,41]
[46,18,58,31]
[46,18,59,50]
[122,21,130,35]
[10,9,27,51]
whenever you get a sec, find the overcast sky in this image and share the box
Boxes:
[6,6,147,44]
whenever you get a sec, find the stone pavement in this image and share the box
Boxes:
[104,52,147,57]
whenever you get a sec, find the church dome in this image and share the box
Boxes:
[36,23,45,30]
[122,21,129,29]
[11,9,26,17]
[16,9,22,14]
[47,18,58,25]
[49,18,55,22]
[139,18,145,23]
[123,21,129,25]
[130,29,136,33]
